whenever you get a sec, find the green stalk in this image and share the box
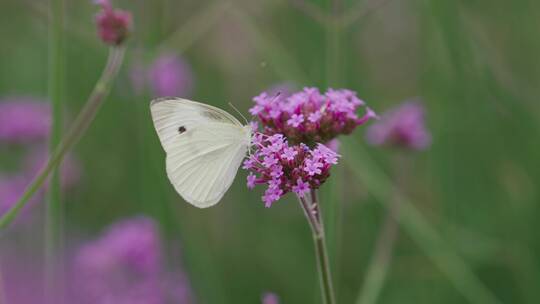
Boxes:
[45,0,65,300]
[298,190,336,304]
[0,47,126,232]
[344,138,502,304]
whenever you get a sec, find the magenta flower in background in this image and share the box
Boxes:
[0,98,50,144]
[0,150,80,222]
[162,272,196,304]
[0,175,43,221]
[73,217,161,300]
[72,217,194,304]
[243,134,340,207]
[94,0,132,46]
[0,149,80,222]
[325,138,340,153]
[366,101,431,150]
[0,251,45,304]
[149,54,194,97]
[250,87,376,145]
[22,148,81,189]
[0,97,82,223]
[129,58,147,96]
[261,292,280,304]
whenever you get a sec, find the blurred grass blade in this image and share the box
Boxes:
[324,4,343,296]
[45,0,65,300]
[322,165,343,284]
[343,138,502,304]
[341,0,394,29]
[289,0,331,26]
[0,47,126,232]
[355,188,401,304]
[325,0,342,87]
[159,0,233,53]
[228,7,309,84]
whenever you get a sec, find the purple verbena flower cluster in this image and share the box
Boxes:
[366,101,431,150]
[249,87,376,145]
[73,217,195,304]
[73,217,162,304]
[0,217,195,304]
[95,0,132,46]
[243,134,340,207]
[0,249,46,304]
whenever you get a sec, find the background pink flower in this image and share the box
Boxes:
[366,101,431,150]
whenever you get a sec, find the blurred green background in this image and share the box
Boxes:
[1,0,539,303]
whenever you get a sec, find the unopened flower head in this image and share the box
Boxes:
[250,87,376,145]
[95,0,132,46]
[0,98,50,144]
[366,101,431,150]
[243,134,340,207]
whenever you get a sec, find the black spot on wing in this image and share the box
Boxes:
[178,126,187,134]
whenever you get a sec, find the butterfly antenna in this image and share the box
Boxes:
[228,102,249,125]
[271,92,281,103]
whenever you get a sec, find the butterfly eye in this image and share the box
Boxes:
[178,126,186,134]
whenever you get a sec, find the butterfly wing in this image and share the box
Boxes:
[150,98,250,208]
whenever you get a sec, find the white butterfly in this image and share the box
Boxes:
[150,97,252,208]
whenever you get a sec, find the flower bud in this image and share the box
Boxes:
[95,0,132,46]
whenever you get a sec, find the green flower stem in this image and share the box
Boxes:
[298,189,336,304]
[0,47,126,232]
[45,0,65,300]
[343,138,502,304]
